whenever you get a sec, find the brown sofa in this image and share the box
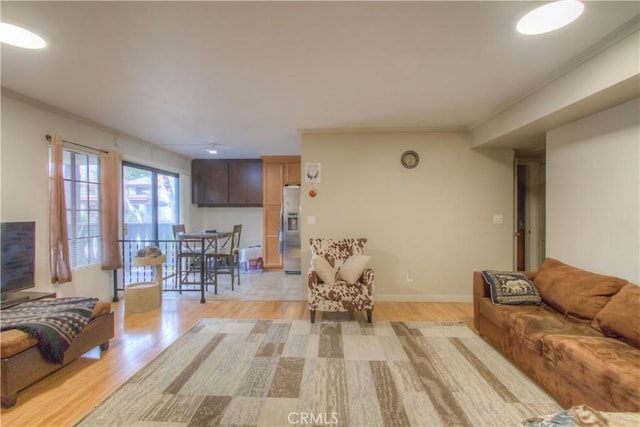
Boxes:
[474,258,640,411]
[0,299,114,408]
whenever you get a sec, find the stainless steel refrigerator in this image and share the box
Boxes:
[283,185,301,274]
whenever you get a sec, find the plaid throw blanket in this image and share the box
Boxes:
[0,297,98,364]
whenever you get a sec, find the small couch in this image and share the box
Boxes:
[0,299,114,408]
[474,258,640,411]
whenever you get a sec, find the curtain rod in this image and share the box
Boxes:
[45,134,108,154]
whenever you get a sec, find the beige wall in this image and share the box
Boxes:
[1,94,193,300]
[189,207,263,249]
[546,98,639,283]
[301,131,514,301]
[1,93,266,300]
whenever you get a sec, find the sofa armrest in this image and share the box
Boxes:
[473,271,489,331]
[473,270,538,332]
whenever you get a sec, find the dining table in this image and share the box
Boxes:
[177,230,232,302]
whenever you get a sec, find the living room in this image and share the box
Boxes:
[1,2,638,426]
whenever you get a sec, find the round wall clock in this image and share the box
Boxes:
[401,150,420,169]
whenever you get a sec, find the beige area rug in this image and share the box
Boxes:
[78,320,561,427]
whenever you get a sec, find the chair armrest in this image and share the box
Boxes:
[361,268,374,284]
[307,269,319,286]
[361,268,375,298]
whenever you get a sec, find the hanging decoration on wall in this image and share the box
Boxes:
[305,162,321,183]
[305,162,320,197]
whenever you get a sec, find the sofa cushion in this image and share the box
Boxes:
[479,297,603,354]
[0,329,39,358]
[478,297,543,331]
[533,258,627,322]
[540,335,640,412]
[0,299,112,358]
[481,270,541,305]
[592,283,640,349]
[507,308,603,355]
[313,281,366,302]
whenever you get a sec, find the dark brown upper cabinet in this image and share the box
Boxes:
[191,159,263,207]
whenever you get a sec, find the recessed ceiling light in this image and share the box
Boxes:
[516,0,584,35]
[205,148,218,155]
[0,22,46,49]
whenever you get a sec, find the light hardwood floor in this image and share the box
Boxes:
[1,293,473,426]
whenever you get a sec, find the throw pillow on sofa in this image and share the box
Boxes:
[533,258,627,322]
[481,271,542,305]
[591,283,640,349]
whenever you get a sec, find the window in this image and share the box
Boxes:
[61,149,101,268]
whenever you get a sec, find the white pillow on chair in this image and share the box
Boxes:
[311,254,336,286]
[336,255,371,283]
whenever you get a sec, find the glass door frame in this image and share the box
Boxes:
[121,161,180,286]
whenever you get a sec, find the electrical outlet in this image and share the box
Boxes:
[406,272,414,282]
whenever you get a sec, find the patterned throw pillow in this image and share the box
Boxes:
[481,270,542,305]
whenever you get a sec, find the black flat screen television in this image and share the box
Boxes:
[1,221,36,300]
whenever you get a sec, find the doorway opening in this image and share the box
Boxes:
[514,153,546,271]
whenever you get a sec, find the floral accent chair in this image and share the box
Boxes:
[307,238,374,323]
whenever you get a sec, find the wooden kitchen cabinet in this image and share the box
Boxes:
[191,159,228,206]
[263,161,284,206]
[261,156,301,269]
[263,206,282,267]
[191,159,262,207]
[228,160,263,205]
[284,161,301,185]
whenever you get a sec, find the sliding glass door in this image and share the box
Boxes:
[123,162,179,241]
[122,162,179,284]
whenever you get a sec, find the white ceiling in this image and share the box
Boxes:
[1,1,639,159]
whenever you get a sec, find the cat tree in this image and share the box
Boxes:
[125,254,167,313]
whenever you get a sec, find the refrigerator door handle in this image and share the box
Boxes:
[278,204,284,254]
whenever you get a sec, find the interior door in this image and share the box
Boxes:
[514,158,546,271]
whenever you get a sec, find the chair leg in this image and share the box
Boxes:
[230,257,235,291]
[214,257,218,295]
[310,310,316,323]
[366,309,372,323]
[236,255,240,287]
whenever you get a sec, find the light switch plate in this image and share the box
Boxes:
[307,216,316,225]
[493,214,504,225]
